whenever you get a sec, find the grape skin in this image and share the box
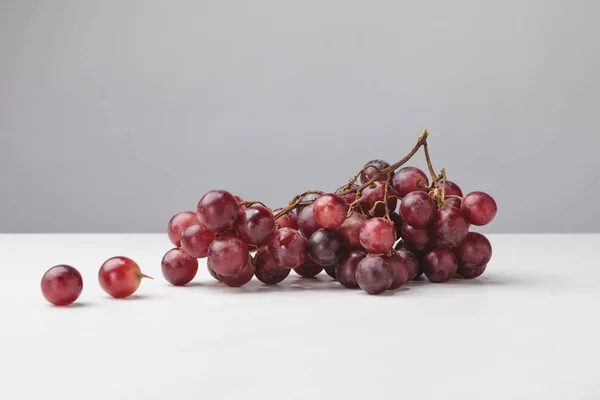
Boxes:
[360,182,398,217]
[336,212,367,250]
[235,204,276,247]
[161,248,199,286]
[197,190,241,233]
[254,246,290,284]
[434,207,470,247]
[167,211,198,247]
[400,223,435,253]
[454,232,492,269]
[356,256,393,294]
[307,228,347,267]
[294,255,324,278]
[359,159,390,184]
[268,228,307,269]
[461,191,497,226]
[359,217,396,254]
[218,259,255,287]
[181,224,216,258]
[399,191,436,228]
[336,184,359,205]
[386,253,411,290]
[391,167,429,197]
[273,208,298,230]
[421,246,458,283]
[207,234,249,276]
[336,250,366,289]
[298,204,322,238]
[313,194,349,229]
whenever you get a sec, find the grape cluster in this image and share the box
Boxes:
[161,132,497,295]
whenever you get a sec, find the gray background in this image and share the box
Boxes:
[1,0,598,233]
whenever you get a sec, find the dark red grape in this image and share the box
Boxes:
[360,182,398,217]
[391,167,429,197]
[207,262,221,282]
[161,248,199,286]
[434,207,470,247]
[313,194,349,229]
[218,259,255,287]
[273,208,298,229]
[336,212,366,250]
[181,224,216,258]
[268,228,307,268]
[455,232,492,269]
[207,234,249,276]
[436,180,463,198]
[393,244,420,280]
[386,253,411,290]
[335,184,359,205]
[324,266,337,279]
[400,191,436,228]
[359,217,396,253]
[99,256,149,298]
[296,192,321,214]
[359,159,390,184]
[197,190,241,233]
[457,264,487,279]
[461,191,497,226]
[336,250,366,288]
[167,211,198,246]
[294,255,324,278]
[41,265,83,306]
[356,256,393,294]
[298,203,321,238]
[254,246,290,284]
[307,229,347,266]
[400,223,435,252]
[421,246,458,283]
[235,204,276,247]
[445,198,462,208]
[389,211,404,238]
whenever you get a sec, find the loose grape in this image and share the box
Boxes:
[99,256,150,298]
[41,265,83,306]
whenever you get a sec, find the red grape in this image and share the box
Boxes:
[399,191,436,228]
[360,182,398,217]
[298,203,321,238]
[207,261,221,281]
[296,192,321,214]
[294,255,324,278]
[180,224,216,258]
[41,265,83,306]
[436,180,463,198]
[273,208,298,229]
[161,248,199,286]
[393,244,420,280]
[336,250,366,288]
[385,253,411,290]
[313,194,349,229]
[336,212,366,250]
[400,223,435,252]
[99,256,150,298]
[268,228,307,268]
[336,184,359,205]
[356,256,393,294]
[167,211,198,246]
[254,246,290,284]
[434,207,470,247]
[445,198,462,208]
[324,265,337,279]
[359,217,396,253]
[421,246,458,283]
[197,190,241,232]
[461,191,497,226]
[359,159,390,184]
[455,232,492,269]
[235,204,276,247]
[307,229,347,266]
[457,264,487,279]
[391,167,429,197]
[218,259,255,287]
[207,234,249,276]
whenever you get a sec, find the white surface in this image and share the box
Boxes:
[1,234,599,400]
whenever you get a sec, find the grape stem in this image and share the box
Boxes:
[241,200,269,209]
[273,190,324,220]
[138,273,154,280]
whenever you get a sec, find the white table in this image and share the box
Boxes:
[1,234,599,400]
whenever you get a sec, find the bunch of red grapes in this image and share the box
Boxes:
[40,132,497,305]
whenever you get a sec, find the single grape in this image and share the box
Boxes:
[313,194,349,229]
[335,184,359,205]
[434,207,470,247]
[436,180,463,198]
[294,255,324,278]
[161,248,199,286]
[392,244,420,281]
[385,253,411,290]
[296,192,321,214]
[400,223,435,252]
[207,261,221,282]
[307,228,347,266]
[254,246,290,284]
[359,159,390,184]
[218,259,255,287]
[389,211,404,238]
[268,228,307,268]
[335,250,366,288]
[356,256,393,295]
[336,212,366,250]
[359,217,396,254]
[399,191,436,228]
[324,265,337,279]
[99,256,150,298]
[461,191,497,226]
[360,182,398,217]
[457,264,487,279]
[41,265,83,306]
[455,232,492,269]
[207,234,249,276]
[391,167,429,197]
[421,246,458,283]
[445,198,462,208]
[180,224,216,258]
[167,211,198,246]
[235,204,276,247]
[273,208,298,229]
[197,190,241,232]
[298,203,321,238]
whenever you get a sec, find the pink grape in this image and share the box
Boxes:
[336,212,366,250]
[434,207,470,247]
[161,248,199,286]
[181,224,216,258]
[254,246,291,284]
[359,217,396,254]
[268,228,307,269]
[207,234,249,276]
[298,203,321,238]
[218,259,255,287]
[336,250,366,289]
[313,194,349,229]
[41,265,83,306]
[455,232,492,269]
[461,191,497,226]
[356,256,393,295]
[391,167,429,197]
[359,159,390,184]
[197,190,241,232]
[421,246,458,283]
[360,182,398,217]
[400,223,435,252]
[294,255,324,278]
[235,204,276,247]
[273,208,298,229]
[399,191,436,228]
[167,211,198,246]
